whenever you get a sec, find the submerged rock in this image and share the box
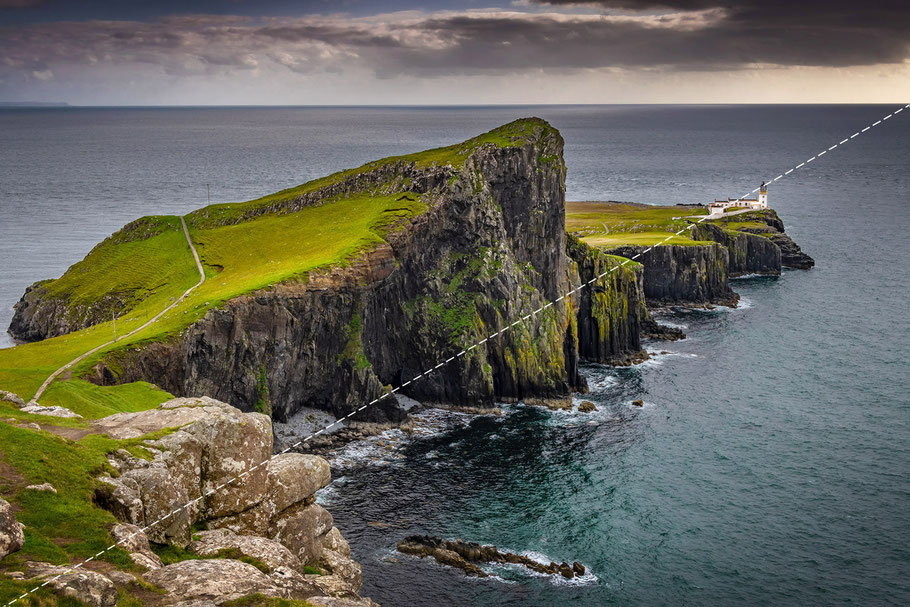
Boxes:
[578,401,598,413]
[397,535,586,580]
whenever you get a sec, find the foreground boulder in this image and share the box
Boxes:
[144,559,303,605]
[90,396,371,604]
[24,562,118,607]
[0,497,25,559]
[110,522,163,570]
[188,528,303,573]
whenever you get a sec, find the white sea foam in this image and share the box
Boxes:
[735,296,753,310]
[325,405,475,470]
[486,549,600,586]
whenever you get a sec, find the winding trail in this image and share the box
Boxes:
[30,216,206,404]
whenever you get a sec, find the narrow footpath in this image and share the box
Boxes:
[30,216,206,403]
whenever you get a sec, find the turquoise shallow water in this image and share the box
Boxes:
[1,105,908,605]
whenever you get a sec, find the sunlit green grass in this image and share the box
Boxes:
[0,193,428,408]
[566,201,713,248]
[41,216,197,311]
[0,424,140,571]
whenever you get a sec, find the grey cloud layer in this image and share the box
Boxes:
[1,4,908,86]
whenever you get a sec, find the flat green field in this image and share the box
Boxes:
[566,201,712,248]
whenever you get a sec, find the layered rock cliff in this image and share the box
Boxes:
[690,223,782,277]
[603,242,739,306]
[7,119,813,426]
[9,281,124,343]
[97,119,601,422]
[567,235,649,365]
[726,209,815,269]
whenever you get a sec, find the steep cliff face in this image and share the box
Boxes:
[690,223,781,277]
[566,235,649,365]
[711,208,815,270]
[106,119,586,422]
[9,281,125,342]
[603,243,738,306]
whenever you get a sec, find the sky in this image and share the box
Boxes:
[1,0,908,105]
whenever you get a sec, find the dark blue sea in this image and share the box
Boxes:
[1,105,908,605]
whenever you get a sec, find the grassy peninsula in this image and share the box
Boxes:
[0,119,557,419]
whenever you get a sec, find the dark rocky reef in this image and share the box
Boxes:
[397,535,586,580]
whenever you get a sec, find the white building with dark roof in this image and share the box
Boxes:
[708,183,768,215]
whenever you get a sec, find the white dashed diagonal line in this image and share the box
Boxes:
[6,102,907,606]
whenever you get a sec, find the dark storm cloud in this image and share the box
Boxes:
[532,0,910,62]
[0,1,908,87]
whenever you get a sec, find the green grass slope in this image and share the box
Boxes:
[0,117,552,413]
[565,201,714,248]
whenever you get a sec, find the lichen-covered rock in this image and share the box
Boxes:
[321,526,352,558]
[94,476,146,532]
[0,497,25,559]
[321,548,363,591]
[24,562,118,607]
[93,397,271,545]
[270,503,334,564]
[24,482,56,493]
[267,453,331,514]
[19,403,82,418]
[188,528,303,573]
[0,390,25,408]
[90,398,373,604]
[110,523,163,570]
[144,559,283,605]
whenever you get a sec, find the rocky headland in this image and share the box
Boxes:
[2,118,814,604]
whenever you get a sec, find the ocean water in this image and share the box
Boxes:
[1,105,908,605]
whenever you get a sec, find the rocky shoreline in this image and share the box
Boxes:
[1,396,379,606]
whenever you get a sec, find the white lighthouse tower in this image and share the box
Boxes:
[757,182,768,208]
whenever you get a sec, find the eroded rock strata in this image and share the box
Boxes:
[90,121,627,421]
